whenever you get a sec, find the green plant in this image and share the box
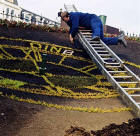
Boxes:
[48,75,97,89]
[0,78,25,88]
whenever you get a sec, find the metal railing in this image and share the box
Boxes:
[0,9,60,27]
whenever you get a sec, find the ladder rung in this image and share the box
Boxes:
[86,38,92,40]
[89,41,100,44]
[80,29,92,31]
[94,47,105,49]
[68,9,73,12]
[105,62,120,65]
[83,35,92,37]
[86,37,95,40]
[91,44,103,48]
[97,50,108,53]
[82,33,92,35]
[100,54,112,57]
[80,30,92,32]
[106,66,121,68]
[123,88,140,90]
[130,94,140,97]
[67,7,73,10]
[84,36,92,38]
[67,9,73,11]
[102,58,116,60]
[112,76,132,78]
[108,71,127,73]
[82,35,92,37]
[118,82,139,84]
[66,6,73,7]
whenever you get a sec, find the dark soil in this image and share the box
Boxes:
[0,26,82,50]
[91,118,140,136]
[65,118,140,136]
[0,96,44,136]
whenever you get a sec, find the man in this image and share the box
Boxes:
[58,11,127,47]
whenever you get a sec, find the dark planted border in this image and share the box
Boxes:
[0,39,31,47]
[0,59,37,72]
[2,48,26,58]
[88,68,102,75]
[72,88,102,94]
[62,58,93,69]
[0,88,78,106]
[43,54,62,64]
[0,70,48,85]
[44,63,89,76]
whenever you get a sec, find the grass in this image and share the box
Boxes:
[0,78,25,88]
[48,75,97,89]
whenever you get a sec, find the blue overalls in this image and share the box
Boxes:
[67,12,118,45]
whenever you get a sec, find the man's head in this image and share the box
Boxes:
[58,11,70,22]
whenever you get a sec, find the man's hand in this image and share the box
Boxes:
[69,34,74,44]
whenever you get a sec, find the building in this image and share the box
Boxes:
[0,0,60,26]
[0,0,21,21]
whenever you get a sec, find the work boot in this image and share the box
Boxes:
[118,34,127,47]
[91,36,100,41]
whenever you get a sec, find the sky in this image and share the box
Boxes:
[18,0,140,36]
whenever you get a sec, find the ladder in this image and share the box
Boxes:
[64,4,140,117]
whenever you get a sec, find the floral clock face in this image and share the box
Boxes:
[0,36,138,113]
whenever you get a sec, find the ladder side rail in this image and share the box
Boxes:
[80,30,123,65]
[80,28,140,83]
[64,4,78,12]
[64,4,67,11]
[123,65,140,82]
[79,33,109,65]
[77,33,110,75]
[72,5,78,12]
[77,32,140,117]
[100,40,124,64]
[64,4,74,12]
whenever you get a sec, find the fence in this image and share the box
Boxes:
[0,9,60,27]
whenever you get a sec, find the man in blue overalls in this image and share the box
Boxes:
[58,11,127,47]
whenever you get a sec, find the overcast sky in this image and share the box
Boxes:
[18,0,140,36]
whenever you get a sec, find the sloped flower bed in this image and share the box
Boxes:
[0,25,140,135]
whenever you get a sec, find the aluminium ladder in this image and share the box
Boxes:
[64,4,140,117]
